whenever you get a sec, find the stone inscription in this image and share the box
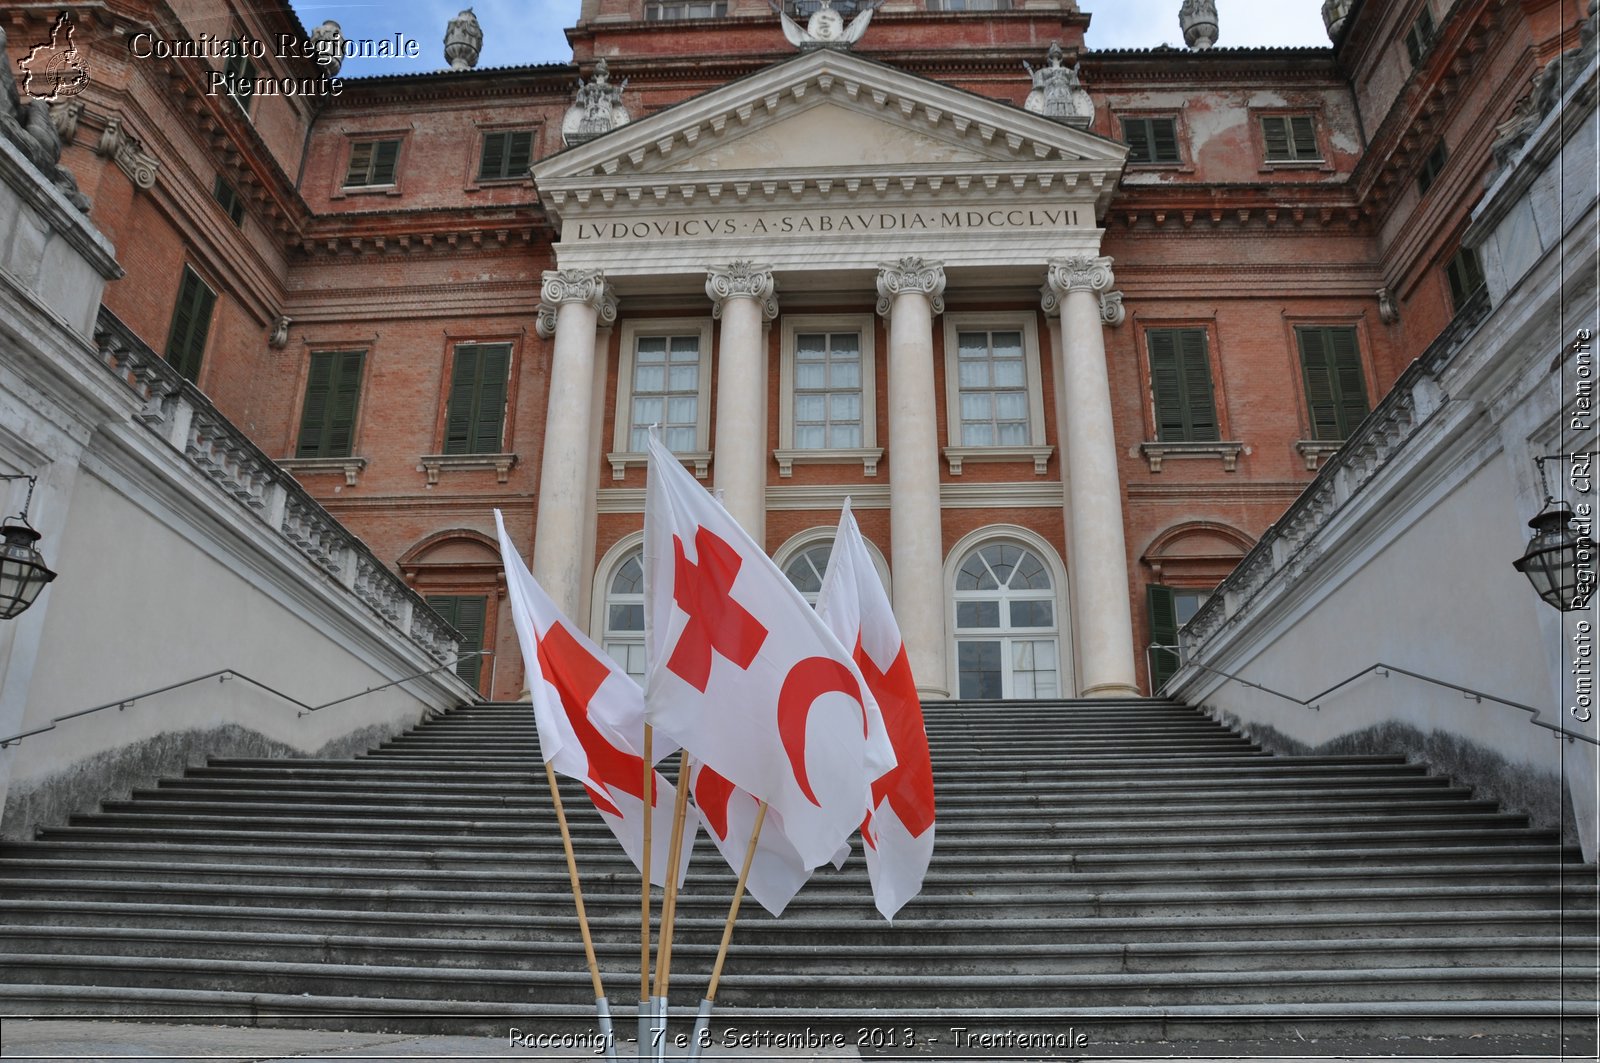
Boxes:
[569,207,1085,242]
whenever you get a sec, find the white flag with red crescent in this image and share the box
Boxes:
[816,499,936,920]
[641,433,894,869]
[494,510,697,888]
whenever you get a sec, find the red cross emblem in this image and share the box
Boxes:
[667,527,769,692]
[536,621,646,817]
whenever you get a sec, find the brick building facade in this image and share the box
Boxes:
[10,0,1589,701]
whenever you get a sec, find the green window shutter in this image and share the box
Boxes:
[1298,327,1368,440]
[297,350,364,458]
[1122,118,1153,163]
[427,595,487,689]
[479,132,508,180]
[1150,118,1180,163]
[1447,246,1485,310]
[1261,116,1290,160]
[1147,584,1179,694]
[507,131,533,175]
[296,352,335,457]
[472,344,510,453]
[344,141,374,186]
[1289,116,1319,158]
[442,347,481,455]
[1148,328,1218,443]
[370,140,400,185]
[164,267,216,384]
[213,175,243,225]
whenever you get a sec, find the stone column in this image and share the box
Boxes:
[877,258,950,698]
[707,263,778,541]
[533,268,616,619]
[1044,256,1139,698]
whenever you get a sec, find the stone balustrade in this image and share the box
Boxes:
[92,310,460,664]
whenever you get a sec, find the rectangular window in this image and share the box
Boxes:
[426,595,486,689]
[1446,245,1486,310]
[478,130,534,181]
[1296,326,1370,441]
[1417,141,1448,195]
[645,1,727,18]
[792,332,863,449]
[1405,6,1436,66]
[443,343,511,455]
[344,138,402,188]
[955,330,1030,446]
[223,52,255,114]
[1261,115,1321,162]
[1122,117,1180,164]
[928,0,1011,9]
[296,350,365,459]
[213,175,244,225]
[629,335,701,453]
[1146,328,1220,443]
[164,266,216,384]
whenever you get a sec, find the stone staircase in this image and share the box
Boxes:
[0,698,1594,1047]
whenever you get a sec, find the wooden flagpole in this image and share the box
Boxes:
[543,762,616,1059]
[653,750,693,997]
[639,726,655,1048]
[687,800,765,1059]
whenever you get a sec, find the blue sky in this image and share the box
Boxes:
[289,1,1329,79]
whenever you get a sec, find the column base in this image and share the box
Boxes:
[1079,682,1142,699]
[916,683,952,700]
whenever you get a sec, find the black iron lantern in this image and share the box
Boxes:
[1513,457,1595,612]
[0,476,55,620]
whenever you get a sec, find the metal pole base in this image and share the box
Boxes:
[595,995,617,1061]
[685,998,714,1061]
[651,994,668,1062]
[638,1000,652,1057]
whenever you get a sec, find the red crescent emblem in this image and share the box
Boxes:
[777,656,867,806]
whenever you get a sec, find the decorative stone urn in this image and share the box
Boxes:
[443,9,482,70]
[1179,0,1218,50]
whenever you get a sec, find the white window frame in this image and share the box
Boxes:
[772,526,893,604]
[775,313,882,477]
[590,532,646,682]
[608,317,714,479]
[941,312,1053,475]
[943,524,1074,698]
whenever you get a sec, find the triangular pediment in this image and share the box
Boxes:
[534,48,1126,214]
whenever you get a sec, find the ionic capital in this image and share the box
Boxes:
[875,257,946,317]
[1045,256,1116,297]
[536,268,617,338]
[706,261,778,320]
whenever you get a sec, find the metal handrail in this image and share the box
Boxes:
[0,651,491,749]
[1150,643,1599,747]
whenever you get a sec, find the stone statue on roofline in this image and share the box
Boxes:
[1024,42,1094,127]
[443,9,482,70]
[562,58,631,147]
[0,25,90,210]
[768,0,882,52]
[1180,0,1219,50]
[310,21,346,77]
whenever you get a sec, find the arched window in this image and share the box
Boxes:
[603,548,646,682]
[953,542,1059,699]
[782,542,832,605]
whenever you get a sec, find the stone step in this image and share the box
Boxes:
[4,855,1585,895]
[91,792,1503,824]
[0,953,1590,1008]
[8,898,1592,948]
[10,838,1575,873]
[33,821,1560,856]
[62,808,1536,839]
[3,877,1591,919]
[3,924,1593,976]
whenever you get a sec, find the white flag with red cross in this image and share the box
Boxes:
[494,510,697,888]
[816,499,936,920]
[641,432,895,870]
